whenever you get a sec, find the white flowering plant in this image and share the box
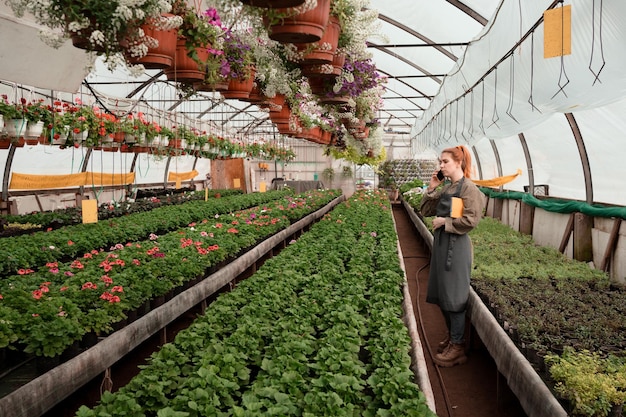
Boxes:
[253,39,302,98]
[5,0,179,73]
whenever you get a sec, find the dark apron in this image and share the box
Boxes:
[435,178,464,271]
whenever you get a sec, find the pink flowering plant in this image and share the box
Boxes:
[0,190,340,357]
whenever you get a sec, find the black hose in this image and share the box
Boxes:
[414,260,455,417]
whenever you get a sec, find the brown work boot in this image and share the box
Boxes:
[437,334,450,353]
[433,343,467,367]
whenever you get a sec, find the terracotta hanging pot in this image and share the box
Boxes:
[318,94,351,105]
[221,67,257,100]
[240,0,305,8]
[240,84,267,104]
[268,94,292,125]
[164,38,210,84]
[195,80,230,92]
[295,16,340,65]
[330,51,346,77]
[296,125,323,142]
[265,0,331,44]
[0,137,11,149]
[129,14,178,70]
[319,129,332,145]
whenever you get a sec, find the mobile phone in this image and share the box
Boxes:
[436,170,445,181]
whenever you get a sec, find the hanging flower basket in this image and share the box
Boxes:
[128,14,178,70]
[295,15,340,65]
[164,38,211,84]
[221,67,257,100]
[268,94,292,125]
[195,80,230,93]
[69,20,107,53]
[4,118,27,139]
[0,137,11,149]
[111,131,125,143]
[25,120,45,139]
[265,0,331,44]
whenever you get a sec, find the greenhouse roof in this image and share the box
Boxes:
[1,0,626,207]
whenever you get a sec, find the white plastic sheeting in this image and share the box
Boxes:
[0,3,90,93]
[1,0,625,206]
[412,0,626,206]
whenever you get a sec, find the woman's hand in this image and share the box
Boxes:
[432,216,446,229]
[427,170,443,192]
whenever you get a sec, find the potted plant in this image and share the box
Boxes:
[220,29,257,98]
[5,0,176,71]
[60,103,99,145]
[118,113,149,143]
[166,3,224,83]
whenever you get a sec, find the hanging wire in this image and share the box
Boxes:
[589,0,606,85]
[505,53,520,124]
[527,32,542,112]
[551,2,570,99]
[479,81,486,134]
[489,68,500,129]
[468,89,475,139]
[460,94,467,142]
[453,99,459,141]
[90,149,104,202]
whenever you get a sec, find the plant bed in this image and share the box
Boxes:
[402,195,626,417]
[0,190,341,364]
[2,189,242,234]
[0,190,293,275]
[73,190,436,417]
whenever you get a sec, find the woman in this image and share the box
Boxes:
[419,145,484,367]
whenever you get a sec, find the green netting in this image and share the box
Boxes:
[480,188,626,220]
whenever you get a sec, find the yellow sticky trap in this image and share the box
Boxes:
[260,182,266,192]
[82,199,98,224]
[544,5,571,58]
[233,178,241,188]
[205,188,208,201]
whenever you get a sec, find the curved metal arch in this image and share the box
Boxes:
[375,13,459,62]
[565,113,593,204]
[445,0,488,26]
[377,69,430,109]
[367,41,443,86]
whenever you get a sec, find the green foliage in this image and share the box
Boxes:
[0,190,340,356]
[399,179,424,194]
[79,190,436,417]
[546,348,626,417]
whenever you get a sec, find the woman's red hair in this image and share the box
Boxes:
[442,145,472,178]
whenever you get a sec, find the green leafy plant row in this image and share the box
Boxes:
[0,190,341,357]
[3,188,242,230]
[76,189,436,417]
[0,190,294,276]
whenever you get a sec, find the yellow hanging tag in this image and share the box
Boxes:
[544,5,571,58]
[82,199,98,224]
